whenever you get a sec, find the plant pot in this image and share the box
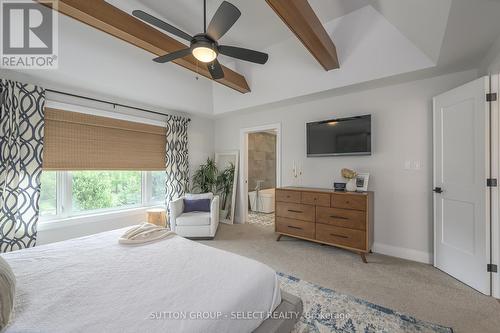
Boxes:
[346,178,357,192]
[220,209,228,220]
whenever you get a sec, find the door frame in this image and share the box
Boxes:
[490,74,500,298]
[239,123,282,224]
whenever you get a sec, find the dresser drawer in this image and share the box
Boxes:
[276,190,301,203]
[316,224,366,250]
[276,202,315,222]
[316,207,366,230]
[276,217,315,239]
[331,194,366,211]
[301,192,330,207]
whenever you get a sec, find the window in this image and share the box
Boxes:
[72,171,142,212]
[39,171,57,216]
[39,171,165,220]
[151,171,166,203]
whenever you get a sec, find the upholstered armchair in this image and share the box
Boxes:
[169,193,220,239]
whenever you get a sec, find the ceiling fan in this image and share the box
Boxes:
[133,0,269,80]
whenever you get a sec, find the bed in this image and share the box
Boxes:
[2,228,302,333]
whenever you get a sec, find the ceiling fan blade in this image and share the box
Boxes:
[207,59,224,80]
[153,48,192,63]
[218,45,269,64]
[207,1,241,41]
[133,10,192,42]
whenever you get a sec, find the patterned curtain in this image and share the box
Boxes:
[0,80,45,252]
[165,115,189,205]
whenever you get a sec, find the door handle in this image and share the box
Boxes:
[433,187,443,194]
[288,209,303,213]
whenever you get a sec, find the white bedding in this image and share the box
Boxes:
[1,228,281,333]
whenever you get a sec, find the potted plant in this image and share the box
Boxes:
[191,158,218,193]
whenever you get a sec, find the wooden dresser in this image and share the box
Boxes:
[275,187,374,262]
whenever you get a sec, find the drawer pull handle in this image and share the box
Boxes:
[288,209,303,213]
[288,225,303,230]
[330,215,349,220]
[330,233,349,239]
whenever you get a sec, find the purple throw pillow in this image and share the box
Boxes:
[183,199,211,213]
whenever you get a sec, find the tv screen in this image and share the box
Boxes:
[307,115,371,156]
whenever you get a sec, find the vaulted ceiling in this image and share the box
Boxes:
[3,0,500,115]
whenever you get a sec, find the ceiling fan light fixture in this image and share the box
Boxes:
[133,2,268,82]
[192,46,217,63]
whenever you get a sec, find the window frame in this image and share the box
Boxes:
[39,170,166,223]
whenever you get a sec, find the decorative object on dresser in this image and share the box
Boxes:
[275,187,374,263]
[341,168,358,192]
[333,182,346,192]
[356,173,370,192]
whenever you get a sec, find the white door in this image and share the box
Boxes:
[433,76,491,295]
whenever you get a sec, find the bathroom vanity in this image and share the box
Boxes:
[275,187,374,263]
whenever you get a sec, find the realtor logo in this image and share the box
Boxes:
[1,0,58,69]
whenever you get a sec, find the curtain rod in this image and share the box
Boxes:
[46,89,191,122]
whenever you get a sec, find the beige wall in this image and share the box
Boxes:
[214,69,478,263]
[248,132,276,190]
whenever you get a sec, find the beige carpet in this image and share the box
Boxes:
[199,223,500,333]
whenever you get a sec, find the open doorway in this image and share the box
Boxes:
[239,124,281,226]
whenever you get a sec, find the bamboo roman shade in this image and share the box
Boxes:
[43,108,166,170]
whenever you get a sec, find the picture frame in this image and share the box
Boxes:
[356,173,370,192]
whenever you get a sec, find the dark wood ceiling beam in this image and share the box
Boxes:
[39,0,250,93]
[266,0,339,71]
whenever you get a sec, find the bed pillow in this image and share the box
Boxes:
[183,199,211,213]
[0,256,15,331]
[185,193,213,200]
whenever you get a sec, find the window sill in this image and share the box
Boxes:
[38,205,166,231]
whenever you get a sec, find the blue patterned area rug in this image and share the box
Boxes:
[277,273,453,333]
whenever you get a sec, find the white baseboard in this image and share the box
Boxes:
[372,242,433,264]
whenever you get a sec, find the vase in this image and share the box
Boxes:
[346,178,357,192]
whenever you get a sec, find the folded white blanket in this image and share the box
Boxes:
[119,223,175,245]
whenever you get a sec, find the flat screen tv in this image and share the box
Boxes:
[307,115,371,157]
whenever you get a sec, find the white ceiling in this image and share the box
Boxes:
[134,0,453,65]
[308,0,371,22]
[437,0,500,67]
[135,0,292,51]
[212,5,436,114]
[5,0,500,116]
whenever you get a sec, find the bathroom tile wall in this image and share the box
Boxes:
[248,132,276,190]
